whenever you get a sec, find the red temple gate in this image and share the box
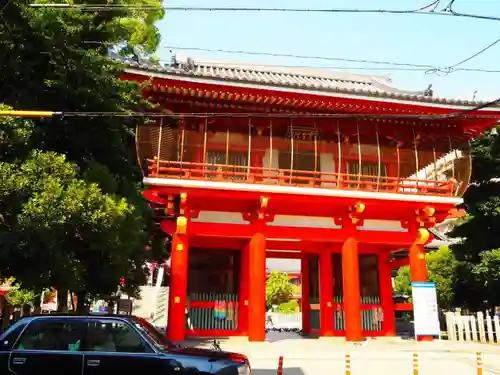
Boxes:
[121,55,500,342]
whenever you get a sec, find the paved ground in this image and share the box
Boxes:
[183,332,500,375]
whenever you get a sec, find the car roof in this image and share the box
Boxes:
[15,313,139,324]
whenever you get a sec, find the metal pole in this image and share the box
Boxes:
[290,119,294,183]
[345,354,351,375]
[203,116,208,175]
[356,120,362,189]
[448,133,456,179]
[337,121,342,187]
[269,119,273,170]
[432,138,438,181]
[413,128,419,190]
[180,127,185,166]
[376,123,381,191]
[413,353,419,375]
[247,118,252,179]
[156,118,164,176]
[396,142,401,191]
[314,122,318,173]
[226,126,230,165]
[476,352,483,375]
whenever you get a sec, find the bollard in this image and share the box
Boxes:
[412,353,419,375]
[476,352,483,375]
[345,354,351,375]
[277,355,283,375]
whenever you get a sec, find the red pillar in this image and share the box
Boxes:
[301,253,311,334]
[167,233,189,342]
[239,245,249,335]
[409,242,428,282]
[342,237,362,342]
[409,230,432,341]
[319,250,334,337]
[248,233,266,342]
[378,251,396,336]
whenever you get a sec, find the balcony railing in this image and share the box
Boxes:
[145,159,457,197]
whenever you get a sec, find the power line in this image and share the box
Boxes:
[80,42,500,74]
[28,3,500,22]
[445,0,500,22]
[162,45,435,69]
[448,37,500,69]
[160,46,500,74]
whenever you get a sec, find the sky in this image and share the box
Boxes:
[156,0,500,101]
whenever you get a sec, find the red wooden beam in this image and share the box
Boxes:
[161,221,415,246]
[266,251,302,259]
[390,258,409,269]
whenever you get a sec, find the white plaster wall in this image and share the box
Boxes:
[191,212,406,232]
[191,211,247,225]
[192,211,340,229]
[320,152,336,187]
[269,215,340,228]
[359,219,405,232]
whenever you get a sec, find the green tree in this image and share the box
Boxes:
[427,246,459,309]
[394,266,412,297]
[0,0,163,192]
[265,271,294,309]
[393,246,459,309]
[0,0,167,304]
[450,127,500,309]
[0,113,149,307]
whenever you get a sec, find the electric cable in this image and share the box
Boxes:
[27,2,500,22]
[80,43,500,74]
[445,0,500,22]
[159,46,500,75]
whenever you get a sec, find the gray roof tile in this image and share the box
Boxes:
[114,53,496,107]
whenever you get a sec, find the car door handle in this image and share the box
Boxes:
[86,359,100,367]
[12,357,26,365]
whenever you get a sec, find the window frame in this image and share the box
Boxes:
[84,318,156,354]
[12,317,87,352]
[0,320,29,350]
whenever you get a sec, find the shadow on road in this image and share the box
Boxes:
[252,368,305,375]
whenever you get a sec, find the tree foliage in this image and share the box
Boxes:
[394,246,459,309]
[0,116,149,298]
[265,271,294,309]
[449,127,500,309]
[0,0,166,302]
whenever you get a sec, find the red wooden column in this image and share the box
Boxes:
[239,245,250,335]
[409,228,432,341]
[319,250,334,337]
[167,231,189,342]
[342,237,362,342]
[248,233,266,342]
[301,253,311,335]
[409,229,428,282]
[378,251,396,336]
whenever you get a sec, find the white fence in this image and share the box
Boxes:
[446,311,500,343]
[267,312,302,327]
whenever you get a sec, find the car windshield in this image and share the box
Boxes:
[131,316,177,350]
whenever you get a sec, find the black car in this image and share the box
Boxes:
[0,314,251,375]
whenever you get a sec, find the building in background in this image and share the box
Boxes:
[121,54,500,342]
